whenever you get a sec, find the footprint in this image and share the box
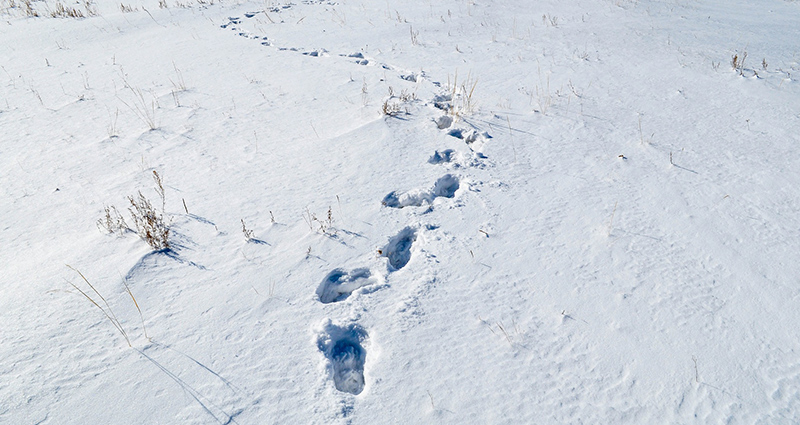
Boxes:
[381,226,417,270]
[316,268,377,304]
[220,17,242,29]
[341,52,367,65]
[435,115,453,129]
[447,128,470,140]
[432,173,459,198]
[302,49,328,57]
[432,94,452,111]
[381,188,433,209]
[317,321,368,395]
[428,149,456,165]
[447,128,491,157]
[382,174,460,208]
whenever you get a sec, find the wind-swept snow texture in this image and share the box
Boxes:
[2,0,800,423]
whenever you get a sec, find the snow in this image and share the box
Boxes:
[1,0,800,423]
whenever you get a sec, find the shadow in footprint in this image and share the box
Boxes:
[382,174,460,209]
[448,128,465,139]
[381,226,417,271]
[432,174,459,198]
[317,321,368,395]
[316,268,376,304]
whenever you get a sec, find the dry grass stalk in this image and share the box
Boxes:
[122,278,148,340]
[65,265,131,347]
[303,206,336,235]
[241,219,254,242]
[731,50,747,75]
[97,204,129,234]
[152,170,165,211]
[447,70,478,118]
[118,72,158,130]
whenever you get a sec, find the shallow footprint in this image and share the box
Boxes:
[447,128,492,156]
[435,115,453,129]
[381,188,434,208]
[382,174,460,208]
[428,149,456,165]
[316,268,377,304]
[317,321,368,395]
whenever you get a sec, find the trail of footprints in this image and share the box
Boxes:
[220,4,494,397]
[222,10,493,161]
[314,225,419,396]
[313,112,490,395]
[309,111,491,396]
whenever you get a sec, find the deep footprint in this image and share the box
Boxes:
[317,322,368,395]
[316,268,376,304]
[432,174,459,198]
[382,174,460,208]
[381,226,417,270]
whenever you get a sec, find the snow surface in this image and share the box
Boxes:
[2,0,800,423]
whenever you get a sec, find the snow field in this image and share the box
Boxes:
[2,0,800,423]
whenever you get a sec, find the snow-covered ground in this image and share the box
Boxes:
[2,0,800,423]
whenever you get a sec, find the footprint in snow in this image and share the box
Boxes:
[302,49,327,57]
[435,115,453,129]
[317,321,368,395]
[316,268,378,304]
[448,128,491,157]
[380,226,417,271]
[343,52,371,66]
[428,149,456,165]
[382,174,460,209]
[433,114,491,158]
[220,17,242,29]
[432,94,452,111]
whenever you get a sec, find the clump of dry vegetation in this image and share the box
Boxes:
[98,171,171,250]
[50,2,84,18]
[303,206,336,236]
[731,50,748,76]
[446,71,478,118]
[380,86,417,117]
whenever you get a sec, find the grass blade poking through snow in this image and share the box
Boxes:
[122,277,149,340]
[65,265,131,347]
